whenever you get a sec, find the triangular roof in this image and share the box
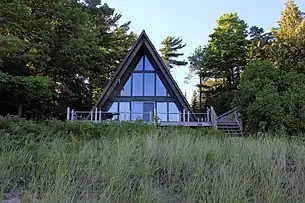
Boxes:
[93,30,193,114]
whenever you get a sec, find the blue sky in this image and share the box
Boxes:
[103,0,304,101]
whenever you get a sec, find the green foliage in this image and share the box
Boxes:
[237,60,305,135]
[160,36,188,69]
[190,90,200,113]
[187,13,248,114]
[274,0,303,40]
[207,13,248,88]
[0,71,54,118]
[267,0,305,73]
[1,117,305,202]
[247,26,274,61]
[0,0,136,119]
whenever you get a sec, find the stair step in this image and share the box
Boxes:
[217,122,239,126]
[217,126,240,129]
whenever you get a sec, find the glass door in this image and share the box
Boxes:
[143,102,154,122]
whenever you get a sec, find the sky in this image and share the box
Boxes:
[103,0,304,101]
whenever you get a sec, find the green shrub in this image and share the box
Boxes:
[236,60,305,135]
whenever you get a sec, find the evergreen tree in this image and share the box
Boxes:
[274,0,303,40]
[190,90,200,113]
[247,26,274,61]
[269,0,305,73]
[160,36,188,69]
[0,0,135,119]
[207,13,248,89]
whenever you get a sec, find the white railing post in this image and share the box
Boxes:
[99,110,102,122]
[207,107,210,122]
[71,109,75,121]
[149,111,152,123]
[183,109,186,122]
[154,108,158,126]
[90,110,93,121]
[211,106,217,129]
[95,108,98,122]
[67,107,70,121]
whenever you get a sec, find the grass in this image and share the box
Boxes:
[1,116,305,202]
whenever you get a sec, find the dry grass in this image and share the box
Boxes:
[1,116,305,202]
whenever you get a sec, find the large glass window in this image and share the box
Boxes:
[157,102,167,122]
[109,102,118,113]
[131,102,143,121]
[143,102,154,122]
[121,77,131,96]
[169,102,180,122]
[119,102,130,121]
[135,57,144,71]
[144,73,155,96]
[108,102,119,120]
[132,73,143,96]
[156,75,167,96]
[144,56,154,71]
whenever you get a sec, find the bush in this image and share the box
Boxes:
[236,60,305,135]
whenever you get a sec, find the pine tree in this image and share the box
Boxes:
[190,90,200,113]
[269,0,305,73]
[160,36,188,69]
[275,0,303,40]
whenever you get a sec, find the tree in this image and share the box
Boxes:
[160,36,188,69]
[268,0,305,73]
[190,90,200,113]
[0,0,136,119]
[247,26,274,61]
[186,46,212,112]
[236,60,305,135]
[274,0,303,40]
[187,13,248,115]
[207,13,248,89]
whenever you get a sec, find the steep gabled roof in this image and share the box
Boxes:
[93,30,193,114]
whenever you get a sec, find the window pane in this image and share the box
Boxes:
[144,73,155,96]
[131,102,143,121]
[156,75,167,96]
[132,73,143,96]
[169,102,180,122]
[135,57,144,71]
[144,55,154,71]
[119,102,130,121]
[143,102,154,122]
[108,102,118,120]
[121,77,131,96]
[109,102,118,112]
[157,102,167,121]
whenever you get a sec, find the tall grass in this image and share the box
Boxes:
[1,116,305,202]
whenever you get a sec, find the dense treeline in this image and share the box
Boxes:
[0,0,136,119]
[189,0,305,135]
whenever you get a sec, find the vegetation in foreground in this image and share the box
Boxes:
[1,116,305,202]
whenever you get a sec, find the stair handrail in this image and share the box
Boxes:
[233,110,243,134]
[217,107,239,121]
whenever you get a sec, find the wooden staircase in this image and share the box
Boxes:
[216,108,243,136]
[217,122,243,136]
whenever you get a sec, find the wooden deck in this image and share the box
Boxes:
[159,121,212,127]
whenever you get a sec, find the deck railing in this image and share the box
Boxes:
[66,107,215,127]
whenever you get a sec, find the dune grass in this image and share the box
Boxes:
[1,116,305,202]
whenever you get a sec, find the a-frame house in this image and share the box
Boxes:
[93,30,195,122]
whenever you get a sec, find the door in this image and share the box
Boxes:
[143,102,154,122]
